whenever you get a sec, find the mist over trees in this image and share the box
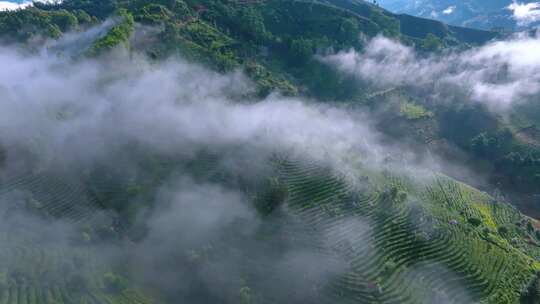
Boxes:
[0,1,539,304]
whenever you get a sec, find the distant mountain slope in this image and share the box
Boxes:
[318,0,498,42]
[0,1,539,304]
[378,0,540,30]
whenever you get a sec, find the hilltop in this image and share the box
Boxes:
[0,1,539,304]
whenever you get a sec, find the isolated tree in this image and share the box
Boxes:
[103,272,128,293]
[471,132,499,157]
[421,33,442,52]
[240,286,252,304]
[467,217,482,227]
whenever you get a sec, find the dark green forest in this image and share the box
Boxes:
[0,1,539,304]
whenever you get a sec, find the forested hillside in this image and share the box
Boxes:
[0,0,498,97]
[0,1,539,304]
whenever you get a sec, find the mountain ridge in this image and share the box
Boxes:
[0,1,539,303]
[378,0,540,30]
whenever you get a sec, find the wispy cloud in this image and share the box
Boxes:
[508,1,540,26]
[0,28,398,302]
[323,34,540,111]
[0,37,414,183]
[443,6,456,15]
[0,18,491,303]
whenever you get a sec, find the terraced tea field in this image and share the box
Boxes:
[0,155,539,303]
[272,159,540,303]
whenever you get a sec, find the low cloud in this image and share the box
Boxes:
[127,177,349,303]
[323,34,540,111]
[0,19,499,303]
[0,39,423,182]
[0,43,371,302]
